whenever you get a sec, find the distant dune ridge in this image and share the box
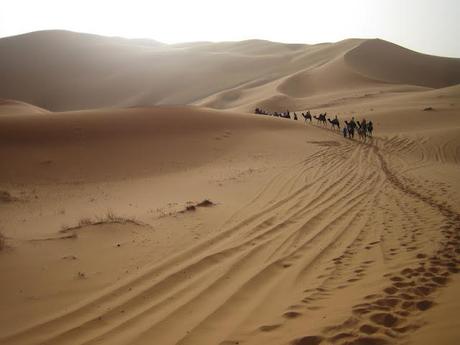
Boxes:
[0,99,49,116]
[1,30,459,112]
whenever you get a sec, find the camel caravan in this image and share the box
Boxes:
[254,107,373,141]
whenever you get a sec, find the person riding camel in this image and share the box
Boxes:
[349,117,357,130]
[367,120,373,136]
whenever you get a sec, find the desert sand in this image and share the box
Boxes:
[0,31,459,345]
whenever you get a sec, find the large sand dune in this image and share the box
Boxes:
[344,39,460,88]
[1,31,459,112]
[194,37,460,112]
[0,31,459,345]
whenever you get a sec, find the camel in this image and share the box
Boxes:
[327,118,340,130]
[313,113,327,126]
[302,112,312,123]
[367,121,373,137]
[356,121,367,141]
[357,126,367,141]
[344,120,355,139]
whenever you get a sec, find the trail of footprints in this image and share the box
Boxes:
[311,218,459,345]
[215,139,459,345]
[285,144,460,345]
[238,141,458,345]
[3,136,457,345]
[286,248,457,345]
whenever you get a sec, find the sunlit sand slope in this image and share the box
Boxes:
[1,31,459,112]
[1,90,459,344]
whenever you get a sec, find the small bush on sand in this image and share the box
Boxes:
[61,211,141,233]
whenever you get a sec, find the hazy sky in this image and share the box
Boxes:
[1,0,459,57]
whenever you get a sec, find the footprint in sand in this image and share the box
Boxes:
[291,335,323,345]
[369,312,400,328]
[258,324,281,332]
[359,324,379,334]
[283,311,302,319]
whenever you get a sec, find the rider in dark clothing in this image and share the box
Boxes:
[349,117,357,130]
[347,118,357,138]
[367,121,373,136]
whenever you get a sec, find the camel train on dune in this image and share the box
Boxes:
[254,107,373,141]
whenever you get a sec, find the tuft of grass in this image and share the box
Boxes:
[61,211,142,233]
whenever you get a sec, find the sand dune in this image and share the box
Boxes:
[0,99,49,116]
[1,31,459,112]
[172,39,308,55]
[0,31,309,111]
[277,56,387,98]
[1,88,460,344]
[197,39,460,112]
[0,106,306,184]
[345,39,460,88]
[0,31,460,345]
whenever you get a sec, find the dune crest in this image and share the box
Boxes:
[1,31,459,112]
[0,99,49,116]
[344,39,460,88]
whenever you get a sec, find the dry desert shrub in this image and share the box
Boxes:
[61,211,141,233]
